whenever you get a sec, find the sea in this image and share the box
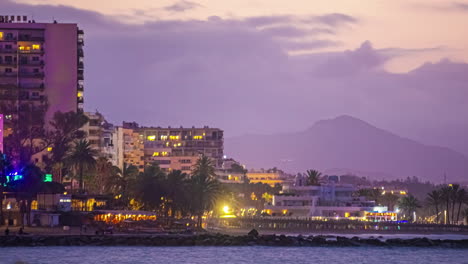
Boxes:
[1,246,467,264]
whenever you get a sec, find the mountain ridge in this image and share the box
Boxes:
[225,115,468,182]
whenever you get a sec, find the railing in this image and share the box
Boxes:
[19,72,44,78]
[19,60,44,66]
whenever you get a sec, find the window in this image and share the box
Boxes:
[0,32,3,40]
[5,68,12,73]
[32,56,39,61]
[5,44,12,49]
[6,33,13,39]
[33,68,39,73]
[5,56,12,62]
[32,44,40,50]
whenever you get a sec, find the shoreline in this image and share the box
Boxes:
[1,233,467,248]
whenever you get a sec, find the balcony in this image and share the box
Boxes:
[19,72,44,79]
[20,83,45,90]
[0,61,17,67]
[0,37,17,42]
[78,62,84,69]
[0,49,17,54]
[18,35,45,42]
[19,60,44,66]
[0,72,17,78]
[19,49,44,55]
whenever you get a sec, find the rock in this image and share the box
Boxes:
[248,229,259,237]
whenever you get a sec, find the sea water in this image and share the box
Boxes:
[1,246,467,264]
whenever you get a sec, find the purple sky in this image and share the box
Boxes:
[3,0,468,157]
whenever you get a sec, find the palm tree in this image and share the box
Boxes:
[456,188,467,223]
[65,139,97,193]
[305,169,322,186]
[379,193,399,211]
[164,170,189,218]
[398,195,421,222]
[190,156,221,227]
[450,184,460,223]
[426,189,443,223]
[440,186,452,224]
[115,163,139,208]
[133,163,166,211]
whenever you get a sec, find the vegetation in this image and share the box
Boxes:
[305,169,322,186]
[397,195,421,221]
[65,139,98,193]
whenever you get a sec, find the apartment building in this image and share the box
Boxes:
[0,17,84,129]
[123,123,224,173]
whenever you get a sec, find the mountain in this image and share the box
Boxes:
[225,115,468,182]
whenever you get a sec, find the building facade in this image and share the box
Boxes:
[124,124,224,173]
[0,18,84,127]
[264,174,375,218]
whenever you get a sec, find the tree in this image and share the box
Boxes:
[65,139,97,193]
[440,186,452,224]
[398,195,421,222]
[132,163,165,211]
[426,189,443,223]
[86,157,117,195]
[450,184,460,223]
[114,163,139,208]
[455,188,467,223]
[379,193,399,211]
[305,169,322,186]
[47,111,88,171]
[0,152,13,224]
[189,156,221,227]
[163,170,189,218]
[10,164,44,226]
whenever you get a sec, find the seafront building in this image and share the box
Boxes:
[246,170,292,187]
[264,174,377,218]
[124,123,224,172]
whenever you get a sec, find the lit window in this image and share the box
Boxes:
[169,135,179,140]
[18,46,25,50]
[193,135,203,140]
[77,91,83,97]
[160,135,168,141]
[147,135,156,141]
[152,152,160,157]
[47,147,53,152]
[161,152,168,156]
[32,44,40,50]
[0,32,3,40]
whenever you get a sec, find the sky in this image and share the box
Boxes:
[3,0,468,157]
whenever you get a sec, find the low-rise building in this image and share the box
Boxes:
[265,175,375,218]
[246,170,291,187]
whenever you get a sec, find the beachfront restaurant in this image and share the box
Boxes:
[93,210,158,224]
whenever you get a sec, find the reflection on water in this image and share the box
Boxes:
[1,246,467,264]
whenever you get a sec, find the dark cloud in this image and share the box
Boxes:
[453,2,468,10]
[164,0,202,13]
[302,13,358,26]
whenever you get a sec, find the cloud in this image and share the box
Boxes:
[260,26,334,38]
[453,2,468,11]
[164,0,202,13]
[303,13,358,26]
[2,0,467,159]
